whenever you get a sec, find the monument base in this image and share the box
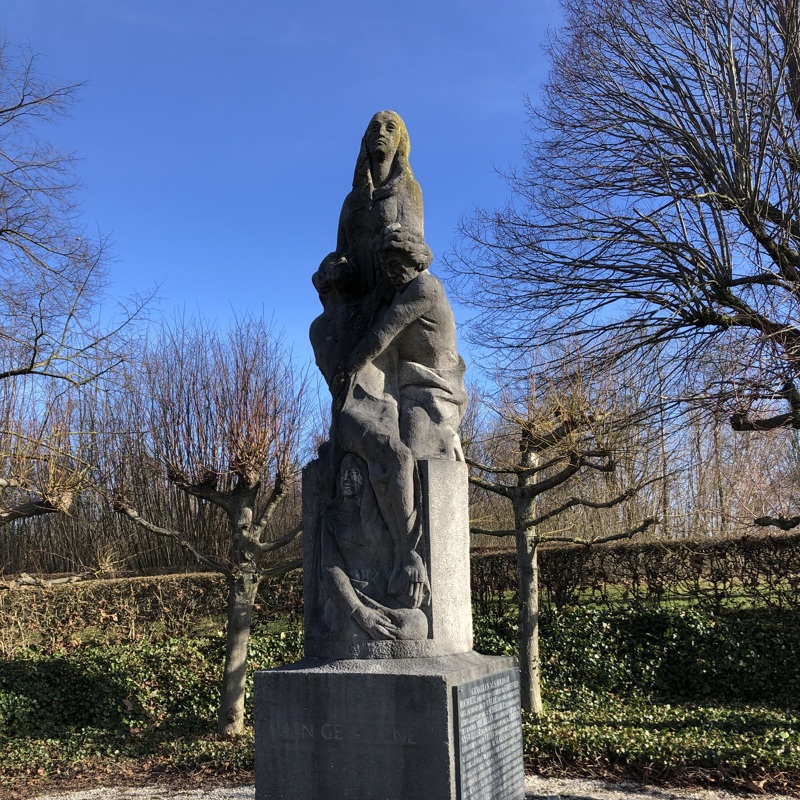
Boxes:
[254,651,525,800]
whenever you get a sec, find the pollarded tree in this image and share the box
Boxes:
[0,379,89,527]
[111,315,306,737]
[0,43,148,533]
[467,356,657,713]
[451,0,800,453]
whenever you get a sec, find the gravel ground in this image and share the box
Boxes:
[29,775,799,800]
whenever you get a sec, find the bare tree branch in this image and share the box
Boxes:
[165,466,233,514]
[527,484,644,528]
[469,525,517,538]
[254,471,289,528]
[0,496,62,525]
[256,523,302,556]
[527,454,584,496]
[544,516,657,546]
[113,494,235,581]
[468,450,579,477]
[468,473,516,499]
[259,556,302,579]
[754,514,800,530]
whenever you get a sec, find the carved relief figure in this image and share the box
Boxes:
[311,248,424,608]
[308,111,466,648]
[344,230,467,463]
[319,454,428,643]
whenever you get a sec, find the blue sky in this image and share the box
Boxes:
[4,0,561,370]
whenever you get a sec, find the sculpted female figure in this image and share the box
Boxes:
[337,110,432,311]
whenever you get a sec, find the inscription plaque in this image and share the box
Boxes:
[275,719,420,746]
[454,668,525,800]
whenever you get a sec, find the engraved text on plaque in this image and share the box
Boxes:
[454,669,525,800]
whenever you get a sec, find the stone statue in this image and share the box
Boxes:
[256,113,523,800]
[337,111,433,304]
[306,110,467,657]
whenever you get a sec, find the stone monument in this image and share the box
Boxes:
[254,111,525,800]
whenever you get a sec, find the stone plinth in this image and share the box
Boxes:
[254,652,525,800]
[303,458,473,660]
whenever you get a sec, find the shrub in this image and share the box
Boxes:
[471,605,800,709]
[470,531,800,617]
[0,570,304,657]
[0,626,303,784]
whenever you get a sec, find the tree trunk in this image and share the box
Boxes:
[515,518,543,714]
[217,570,261,736]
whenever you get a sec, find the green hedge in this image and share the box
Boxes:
[0,629,305,740]
[546,606,800,708]
[475,604,800,789]
[474,605,800,709]
[0,624,304,784]
[472,531,800,617]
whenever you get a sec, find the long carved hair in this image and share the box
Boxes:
[352,110,414,202]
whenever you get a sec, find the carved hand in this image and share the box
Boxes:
[389,550,430,610]
[351,606,400,640]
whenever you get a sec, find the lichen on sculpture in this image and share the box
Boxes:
[306,110,468,656]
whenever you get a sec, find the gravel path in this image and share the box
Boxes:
[29,775,799,800]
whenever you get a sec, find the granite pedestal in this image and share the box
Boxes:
[254,652,525,800]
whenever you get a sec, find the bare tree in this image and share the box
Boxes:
[0,379,89,527]
[111,315,306,737]
[450,0,800,482]
[0,42,148,536]
[467,356,657,713]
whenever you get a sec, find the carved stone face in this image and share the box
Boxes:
[384,257,419,290]
[313,252,353,296]
[365,112,402,160]
[339,457,364,498]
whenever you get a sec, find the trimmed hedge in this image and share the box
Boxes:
[471,530,800,617]
[474,605,800,709]
[0,571,303,657]
[4,530,800,657]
